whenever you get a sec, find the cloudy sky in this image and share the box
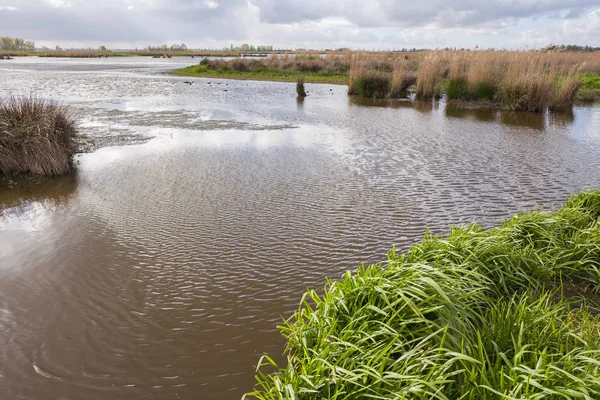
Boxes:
[1,0,599,50]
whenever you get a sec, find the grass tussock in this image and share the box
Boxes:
[0,96,77,176]
[296,76,307,97]
[245,189,600,400]
[348,53,418,98]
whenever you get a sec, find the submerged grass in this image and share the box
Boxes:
[245,189,600,399]
[0,96,77,176]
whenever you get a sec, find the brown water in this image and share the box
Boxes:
[1,58,600,400]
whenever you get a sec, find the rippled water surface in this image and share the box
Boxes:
[1,57,600,399]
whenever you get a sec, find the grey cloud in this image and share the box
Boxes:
[253,0,599,28]
[1,0,599,49]
[1,0,250,43]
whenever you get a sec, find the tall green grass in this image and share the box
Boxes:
[245,189,600,399]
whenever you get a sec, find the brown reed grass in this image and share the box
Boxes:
[346,50,600,110]
[0,96,77,176]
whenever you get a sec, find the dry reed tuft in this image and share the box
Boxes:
[0,96,77,176]
[415,52,446,99]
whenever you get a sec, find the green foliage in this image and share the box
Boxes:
[473,82,495,101]
[245,189,600,400]
[446,79,469,100]
[581,73,600,90]
[0,37,35,51]
[447,80,496,102]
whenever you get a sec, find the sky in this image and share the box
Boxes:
[1,0,599,50]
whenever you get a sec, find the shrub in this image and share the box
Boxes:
[0,96,77,176]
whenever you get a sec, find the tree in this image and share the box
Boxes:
[0,37,36,51]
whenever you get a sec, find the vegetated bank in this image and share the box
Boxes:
[245,189,600,399]
[174,50,600,112]
[0,96,77,176]
[172,55,349,85]
[578,72,600,102]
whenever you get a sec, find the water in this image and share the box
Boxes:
[1,57,599,399]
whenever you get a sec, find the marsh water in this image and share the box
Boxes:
[1,57,599,400]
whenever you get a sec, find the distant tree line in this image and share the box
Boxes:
[545,44,600,52]
[0,37,35,51]
[146,44,188,51]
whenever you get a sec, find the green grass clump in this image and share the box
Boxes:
[446,79,470,100]
[245,189,600,399]
[351,71,392,99]
[446,80,496,102]
[472,82,496,101]
[581,73,600,90]
[577,73,600,102]
[296,76,307,97]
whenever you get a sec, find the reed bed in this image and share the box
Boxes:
[0,96,77,176]
[172,50,600,110]
[346,50,600,111]
[246,189,600,399]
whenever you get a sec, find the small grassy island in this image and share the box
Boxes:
[0,96,77,176]
[174,50,600,112]
[246,189,600,399]
[173,56,348,84]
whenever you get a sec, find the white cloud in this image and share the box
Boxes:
[43,0,79,7]
[0,5,18,10]
[517,8,600,47]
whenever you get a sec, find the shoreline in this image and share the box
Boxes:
[169,69,348,85]
[171,65,600,108]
